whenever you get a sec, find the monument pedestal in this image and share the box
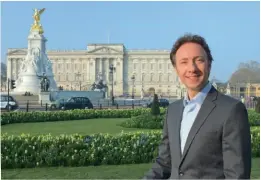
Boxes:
[14,62,41,94]
[14,75,40,94]
[39,91,51,104]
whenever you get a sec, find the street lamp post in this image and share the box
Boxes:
[109,64,116,105]
[131,74,135,99]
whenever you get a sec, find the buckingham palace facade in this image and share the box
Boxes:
[6,43,185,97]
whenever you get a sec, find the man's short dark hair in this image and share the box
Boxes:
[170,34,214,66]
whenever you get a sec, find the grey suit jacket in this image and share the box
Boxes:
[143,87,251,179]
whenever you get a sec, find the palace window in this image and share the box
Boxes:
[240,87,246,92]
[150,73,154,82]
[168,73,172,82]
[159,74,162,82]
[142,73,145,82]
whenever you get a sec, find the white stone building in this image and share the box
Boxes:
[6,43,184,97]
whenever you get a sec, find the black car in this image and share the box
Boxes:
[57,97,93,110]
[145,98,170,108]
[0,95,19,111]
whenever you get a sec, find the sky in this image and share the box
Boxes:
[1,1,260,82]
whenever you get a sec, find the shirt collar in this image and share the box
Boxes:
[183,81,212,107]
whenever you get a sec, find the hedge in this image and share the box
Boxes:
[248,109,260,126]
[1,108,167,126]
[1,108,259,127]
[1,127,259,169]
[121,110,260,129]
[120,113,165,129]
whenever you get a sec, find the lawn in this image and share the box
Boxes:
[2,158,260,179]
[1,118,154,136]
[1,118,260,179]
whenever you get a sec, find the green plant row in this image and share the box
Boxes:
[1,108,259,127]
[1,108,167,125]
[121,110,260,129]
[248,109,260,126]
[120,113,165,129]
[1,127,259,169]
[1,131,161,169]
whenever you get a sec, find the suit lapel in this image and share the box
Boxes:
[173,99,184,163]
[179,87,217,168]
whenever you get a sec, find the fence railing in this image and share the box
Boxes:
[2,97,258,112]
[3,99,152,112]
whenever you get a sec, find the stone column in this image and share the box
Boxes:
[101,58,106,80]
[94,58,98,81]
[7,58,12,80]
[113,58,116,74]
[99,58,102,75]
[104,58,108,83]
[18,58,23,76]
[14,59,18,79]
[119,57,124,95]
[113,58,118,95]
[106,59,109,84]
[95,58,98,78]
[89,58,96,83]
[87,59,90,82]
[86,59,89,82]
[119,58,123,83]
[12,58,16,80]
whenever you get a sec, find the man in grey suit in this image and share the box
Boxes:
[143,34,251,179]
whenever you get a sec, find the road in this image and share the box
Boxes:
[2,105,143,112]
[2,98,179,112]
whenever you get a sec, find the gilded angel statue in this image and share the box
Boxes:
[33,8,45,24]
[31,8,45,34]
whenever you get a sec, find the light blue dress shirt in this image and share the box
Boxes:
[180,82,212,154]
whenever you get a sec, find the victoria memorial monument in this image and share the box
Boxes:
[12,8,57,94]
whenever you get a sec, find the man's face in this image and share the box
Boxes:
[174,42,211,91]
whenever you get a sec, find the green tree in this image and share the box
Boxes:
[1,62,7,88]
[151,94,160,116]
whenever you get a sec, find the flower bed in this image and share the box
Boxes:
[1,127,259,169]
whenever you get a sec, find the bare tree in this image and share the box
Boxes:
[229,60,260,83]
[238,60,260,73]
